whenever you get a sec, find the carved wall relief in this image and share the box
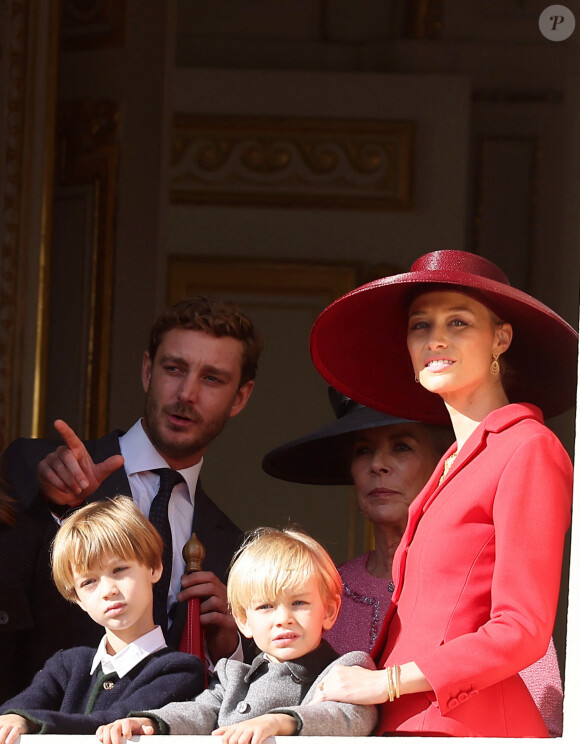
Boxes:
[171,115,415,211]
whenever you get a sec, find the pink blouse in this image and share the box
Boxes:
[324,552,392,655]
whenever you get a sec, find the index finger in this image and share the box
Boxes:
[53,419,87,457]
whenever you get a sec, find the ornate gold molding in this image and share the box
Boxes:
[171,115,415,211]
[167,256,361,307]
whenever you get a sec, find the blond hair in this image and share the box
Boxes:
[52,496,163,602]
[227,526,342,621]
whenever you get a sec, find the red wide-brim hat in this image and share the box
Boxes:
[310,250,578,423]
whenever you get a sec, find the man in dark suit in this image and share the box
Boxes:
[1,295,262,701]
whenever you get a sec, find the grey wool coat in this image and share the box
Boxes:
[141,640,377,736]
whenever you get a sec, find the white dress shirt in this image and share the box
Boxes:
[119,420,202,614]
[90,626,167,678]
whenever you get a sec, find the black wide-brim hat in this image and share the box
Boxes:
[262,388,415,485]
[310,250,578,423]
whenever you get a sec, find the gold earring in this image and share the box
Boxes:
[414,375,419,383]
[490,353,500,375]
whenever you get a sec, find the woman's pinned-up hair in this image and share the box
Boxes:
[51,496,163,602]
[227,526,342,620]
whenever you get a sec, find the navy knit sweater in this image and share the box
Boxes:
[0,646,203,734]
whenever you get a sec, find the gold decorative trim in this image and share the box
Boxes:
[33,4,61,440]
[0,1,60,440]
[171,115,415,211]
[167,256,361,307]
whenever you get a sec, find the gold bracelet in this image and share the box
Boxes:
[393,664,401,699]
[385,665,401,702]
[386,666,394,702]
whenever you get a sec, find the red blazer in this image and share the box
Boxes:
[373,403,573,737]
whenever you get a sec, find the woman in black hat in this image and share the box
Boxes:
[309,250,576,737]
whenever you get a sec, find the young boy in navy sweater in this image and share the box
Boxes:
[98,526,378,744]
[0,496,203,742]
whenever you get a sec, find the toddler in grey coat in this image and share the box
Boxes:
[97,526,377,744]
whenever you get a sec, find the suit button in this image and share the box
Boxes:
[448,698,458,708]
[0,611,8,625]
[236,701,250,714]
[457,692,469,702]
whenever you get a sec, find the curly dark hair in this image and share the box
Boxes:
[148,295,263,387]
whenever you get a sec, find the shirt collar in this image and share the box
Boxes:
[91,626,167,678]
[245,640,338,684]
[119,419,203,501]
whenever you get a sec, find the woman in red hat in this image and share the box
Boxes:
[310,250,577,737]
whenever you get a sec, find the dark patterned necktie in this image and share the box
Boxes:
[149,468,184,632]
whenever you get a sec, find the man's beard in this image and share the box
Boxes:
[143,395,231,462]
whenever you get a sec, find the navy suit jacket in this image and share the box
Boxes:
[0,430,245,702]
